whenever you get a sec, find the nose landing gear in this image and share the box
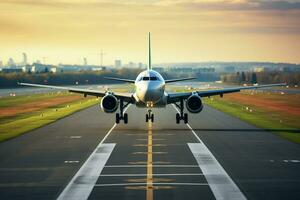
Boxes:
[146,109,154,122]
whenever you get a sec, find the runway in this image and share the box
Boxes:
[0,104,300,200]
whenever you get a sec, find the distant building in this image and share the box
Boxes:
[0,60,3,67]
[128,62,135,68]
[21,64,32,73]
[91,66,106,71]
[58,64,81,72]
[31,63,57,73]
[2,68,23,73]
[254,66,270,72]
[7,58,15,67]
[138,62,143,68]
[115,60,122,68]
[22,52,27,65]
[83,57,87,66]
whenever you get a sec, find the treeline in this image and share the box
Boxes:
[0,69,142,88]
[221,71,300,85]
[0,68,182,88]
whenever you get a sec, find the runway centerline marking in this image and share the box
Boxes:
[146,121,153,200]
[172,104,247,200]
[57,106,130,200]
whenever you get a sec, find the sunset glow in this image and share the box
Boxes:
[0,0,300,65]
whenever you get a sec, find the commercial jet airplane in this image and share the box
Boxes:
[19,33,285,124]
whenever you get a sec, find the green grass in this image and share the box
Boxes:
[0,98,99,142]
[204,97,300,144]
[0,92,73,108]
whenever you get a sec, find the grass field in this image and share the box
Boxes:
[0,92,99,142]
[204,91,300,144]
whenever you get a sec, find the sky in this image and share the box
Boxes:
[0,0,300,65]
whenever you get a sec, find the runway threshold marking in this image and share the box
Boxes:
[172,104,247,200]
[146,121,153,200]
[57,143,115,200]
[57,106,131,200]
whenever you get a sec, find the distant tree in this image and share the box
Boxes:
[241,71,246,83]
[251,72,257,84]
[44,67,49,73]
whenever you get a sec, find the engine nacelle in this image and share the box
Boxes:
[101,94,119,113]
[186,94,203,113]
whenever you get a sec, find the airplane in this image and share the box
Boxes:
[19,33,285,124]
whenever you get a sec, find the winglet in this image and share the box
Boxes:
[148,32,151,70]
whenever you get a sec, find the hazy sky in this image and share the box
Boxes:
[0,0,300,65]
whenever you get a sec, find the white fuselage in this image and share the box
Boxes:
[133,70,167,107]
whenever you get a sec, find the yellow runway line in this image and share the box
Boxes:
[146,122,153,200]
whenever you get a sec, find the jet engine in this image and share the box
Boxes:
[186,94,203,113]
[101,94,119,113]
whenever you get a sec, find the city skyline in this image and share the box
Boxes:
[0,0,300,64]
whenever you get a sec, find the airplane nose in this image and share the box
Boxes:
[143,83,161,102]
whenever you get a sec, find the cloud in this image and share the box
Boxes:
[2,0,300,10]
[154,0,300,10]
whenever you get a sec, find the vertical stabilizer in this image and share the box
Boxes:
[148,32,152,70]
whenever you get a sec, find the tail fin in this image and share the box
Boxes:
[148,32,152,70]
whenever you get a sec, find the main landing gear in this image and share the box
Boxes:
[116,99,130,124]
[146,109,154,123]
[174,99,188,124]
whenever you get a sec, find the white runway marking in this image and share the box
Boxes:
[172,104,247,200]
[100,173,203,177]
[57,106,131,200]
[64,161,79,164]
[188,143,246,200]
[104,165,199,168]
[283,159,300,163]
[94,182,209,187]
[57,143,115,200]
[69,136,82,139]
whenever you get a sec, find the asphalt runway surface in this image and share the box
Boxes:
[0,104,300,200]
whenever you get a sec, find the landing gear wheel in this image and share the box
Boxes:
[146,114,149,122]
[150,114,154,122]
[174,100,189,124]
[124,113,128,124]
[184,113,188,124]
[115,99,130,124]
[116,113,120,124]
[176,113,180,124]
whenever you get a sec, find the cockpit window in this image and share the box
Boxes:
[139,76,159,81]
[150,77,157,81]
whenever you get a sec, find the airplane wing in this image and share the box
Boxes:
[167,83,286,104]
[18,82,135,103]
[165,77,196,83]
[104,77,135,83]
